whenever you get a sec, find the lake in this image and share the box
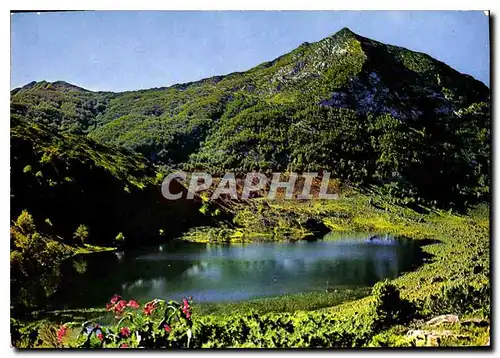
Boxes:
[50,232,426,310]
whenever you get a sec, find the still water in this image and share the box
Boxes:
[51,233,425,309]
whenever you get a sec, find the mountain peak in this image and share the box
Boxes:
[12,80,89,95]
[332,27,358,38]
[49,81,89,92]
[337,27,355,34]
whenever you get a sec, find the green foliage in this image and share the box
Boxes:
[11,81,113,135]
[195,289,371,317]
[57,296,193,348]
[10,117,215,311]
[424,283,490,318]
[73,225,89,245]
[191,312,365,348]
[10,211,70,309]
[15,210,36,234]
[11,28,490,209]
[114,232,125,245]
[10,117,210,248]
[371,281,417,330]
[9,27,491,348]
[12,197,491,348]
[72,258,88,275]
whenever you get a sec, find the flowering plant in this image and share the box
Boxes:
[57,295,193,348]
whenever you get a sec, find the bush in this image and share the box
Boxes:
[115,232,125,246]
[10,211,69,310]
[15,210,36,234]
[73,225,89,245]
[371,280,417,331]
[425,283,490,318]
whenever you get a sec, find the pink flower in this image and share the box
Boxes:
[143,301,156,315]
[105,303,114,311]
[181,298,191,320]
[114,300,127,314]
[126,300,140,309]
[110,294,122,304]
[120,343,129,348]
[57,325,67,343]
[120,327,131,338]
[97,333,104,341]
[164,324,171,333]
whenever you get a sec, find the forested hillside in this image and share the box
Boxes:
[10,117,210,248]
[11,28,490,208]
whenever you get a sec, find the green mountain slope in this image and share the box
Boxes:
[10,116,210,247]
[11,28,490,208]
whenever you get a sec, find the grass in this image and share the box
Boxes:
[73,244,116,255]
[12,192,490,347]
[178,192,490,346]
[194,288,372,317]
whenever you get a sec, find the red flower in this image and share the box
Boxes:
[105,303,114,311]
[110,294,122,304]
[57,325,67,343]
[181,298,191,320]
[120,343,129,348]
[126,300,140,309]
[164,324,171,333]
[97,333,104,341]
[120,327,131,338]
[143,301,156,315]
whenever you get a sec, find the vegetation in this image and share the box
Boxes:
[12,296,194,348]
[10,116,214,249]
[9,117,218,312]
[10,210,71,310]
[73,225,89,245]
[11,193,490,347]
[11,28,489,209]
[10,27,490,348]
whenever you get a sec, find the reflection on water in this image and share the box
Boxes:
[50,233,425,309]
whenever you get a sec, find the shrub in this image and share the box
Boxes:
[73,225,89,245]
[371,280,417,331]
[425,282,490,318]
[15,210,36,234]
[10,212,69,310]
[115,232,125,246]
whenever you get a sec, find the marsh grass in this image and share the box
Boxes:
[193,288,372,317]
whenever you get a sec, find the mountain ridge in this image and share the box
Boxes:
[11,27,490,208]
[11,27,488,95]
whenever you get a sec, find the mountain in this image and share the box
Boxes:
[10,28,490,208]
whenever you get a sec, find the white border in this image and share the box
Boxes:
[2,1,496,11]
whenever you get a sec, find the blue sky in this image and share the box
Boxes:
[11,11,490,92]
